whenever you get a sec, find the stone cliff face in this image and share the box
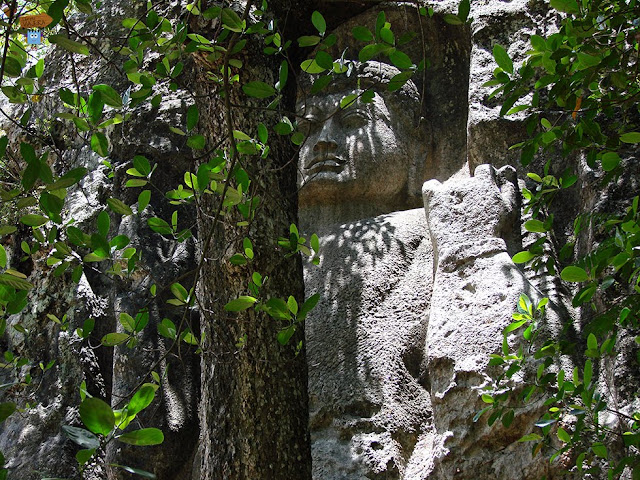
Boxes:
[0,1,636,479]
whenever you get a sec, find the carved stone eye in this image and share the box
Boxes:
[341,111,369,130]
[298,117,319,135]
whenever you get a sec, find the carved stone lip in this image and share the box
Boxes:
[305,156,346,173]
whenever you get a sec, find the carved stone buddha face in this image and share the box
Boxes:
[297,62,424,213]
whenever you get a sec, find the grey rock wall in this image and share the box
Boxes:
[0,1,636,479]
[299,2,637,479]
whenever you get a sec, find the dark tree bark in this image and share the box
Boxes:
[191,1,314,478]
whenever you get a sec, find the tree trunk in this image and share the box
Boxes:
[191,2,312,478]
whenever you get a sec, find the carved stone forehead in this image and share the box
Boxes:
[297,61,420,114]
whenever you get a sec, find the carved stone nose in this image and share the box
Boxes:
[313,116,338,152]
[313,139,337,152]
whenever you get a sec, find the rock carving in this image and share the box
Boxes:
[299,57,552,479]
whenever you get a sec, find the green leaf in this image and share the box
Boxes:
[458,0,470,21]
[76,448,96,466]
[530,35,546,51]
[297,35,321,47]
[620,132,640,144]
[243,237,254,259]
[389,72,412,92]
[473,406,491,422]
[126,179,148,187]
[298,293,320,320]
[587,333,597,351]
[501,409,515,428]
[62,426,100,449]
[561,266,589,282]
[138,190,151,213]
[340,94,358,109]
[557,427,571,443]
[92,85,122,108]
[493,44,513,75]
[181,329,198,345]
[91,132,109,157]
[524,219,547,233]
[3,57,22,77]
[229,254,247,265]
[117,428,164,446]
[0,136,8,160]
[601,152,621,171]
[129,157,149,177]
[0,245,5,269]
[170,283,189,302]
[263,298,291,320]
[21,142,37,164]
[127,385,155,417]
[257,123,268,144]
[97,211,110,237]
[583,358,593,387]
[221,8,243,32]
[48,167,88,190]
[389,49,413,70]
[287,296,298,315]
[549,0,579,13]
[518,433,542,442]
[158,318,176,340]
[577,52,600,69]
[311,11,326,35]
[49,35,90,55]
[186,104,199,131]
[22,162,39,190]
[352,26,373,42]
[187,135,205,149]
[512,251,536,264]
[47,0,69,26]
[380,27,394,45]
[308,75,332,96]
[358,43,389,63]
[443,14,463,25]
[233,130,251,141]
[79,397,115,436]
[101,332,130,347]
[119,313,135,332]
[224,296,257,312]
[274,118,293,135]
[277,325,296,345]
[242,81,276,98]
[300,59,326,74]
[591,442,607,459]
[291,132,305,146]
[310,233,320,252]
[315,51,333,70]
[0,402,15,423]
[107,198,133,216]
[19,214,48,227]
[148,217,172,235]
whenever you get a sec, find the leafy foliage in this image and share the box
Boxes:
[481,0,640,476]
[62,382,162,477]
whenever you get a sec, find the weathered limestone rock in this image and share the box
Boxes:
[304,207,432,478]
[0,2,200,478]
[0,1,637,479]
[297,6,583,479]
